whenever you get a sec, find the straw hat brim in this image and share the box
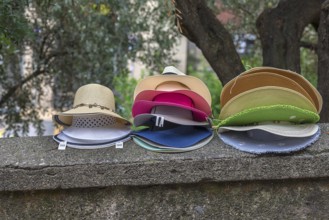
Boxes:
[54,106,131,126]
[133,75,212,106]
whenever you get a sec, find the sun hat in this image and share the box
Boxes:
[53,84,131,126]
[218,122,319,137]
[134,132,214,149]
[53,114,131,149]
[219,86,318,121]
[132,93,208,122]
[133,66,212,106]
[132,132,214,152]
[217,105,319,127]
[240,67,322,113]
[218,125,320,154]
[134,88,211,116]
[132,125,213,148]
[220,72,314,108]
[62,115,131,141]
[53,132,131,149]
[133,105,211,127]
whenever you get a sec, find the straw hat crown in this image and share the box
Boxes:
[54,83,130,126]
[72,84,115,111]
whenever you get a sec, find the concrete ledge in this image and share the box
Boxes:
[0,124,328,192]
[1,179,329,219]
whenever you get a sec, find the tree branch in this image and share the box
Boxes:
[0,51,67,108]
[256,0,324,72]
[300,41,318,51]
[317,0,329,122]
[0,68,46,107]
[173,0,244,84]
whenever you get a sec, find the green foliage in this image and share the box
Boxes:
[0,0,32,51]
[215,0,317,85]
[0,0,179,136]
[241,54,262,70]
[0,0,321,136]
[300,48,318,87]
[300,25,318,87]
[187,60,222,118]
[112,74,138,122]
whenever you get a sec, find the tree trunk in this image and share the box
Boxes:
[317,0,329,122]
[173,0,245,84]
[256,0,323,72]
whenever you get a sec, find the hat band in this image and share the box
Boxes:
[73,103,115,112]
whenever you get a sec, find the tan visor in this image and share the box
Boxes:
[219,86,318,120]
[240,67,322,113]
[221,72,314,108]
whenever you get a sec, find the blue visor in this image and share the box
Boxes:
[218,126,321,154]
[133,125,213,148]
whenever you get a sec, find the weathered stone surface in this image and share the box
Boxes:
[0,179,328,219]
[0,124,328,219]
[0,124,328,192]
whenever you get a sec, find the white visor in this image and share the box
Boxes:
[134,105,209,127]
[218,122,318,138]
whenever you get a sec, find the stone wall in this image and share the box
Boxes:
[0,124,328,219]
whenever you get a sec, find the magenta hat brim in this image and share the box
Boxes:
[132,100,208,122]
[134,90,212,116]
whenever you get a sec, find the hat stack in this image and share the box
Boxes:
[53,84,131,149]
[217,67,322,154]
[131,66,214,152]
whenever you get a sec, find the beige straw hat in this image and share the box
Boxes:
[133,66,212,106]
[220,71,314,108]
[240,67,322,113]
[219,86,318,120]
[53,84,130,126]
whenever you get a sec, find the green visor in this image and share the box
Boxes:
[216,105,320,127]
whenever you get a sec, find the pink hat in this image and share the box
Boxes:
[134,90,212,116]
[132,93,208,121]
[134,66,212,106]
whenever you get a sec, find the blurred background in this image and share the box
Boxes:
[0,0,319,137]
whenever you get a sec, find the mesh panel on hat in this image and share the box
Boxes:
[71,115,117,128]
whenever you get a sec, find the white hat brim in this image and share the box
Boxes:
[53,132,131,149]
[62,124,131,141]
[134,113,210,127]
[218,123,319,137]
